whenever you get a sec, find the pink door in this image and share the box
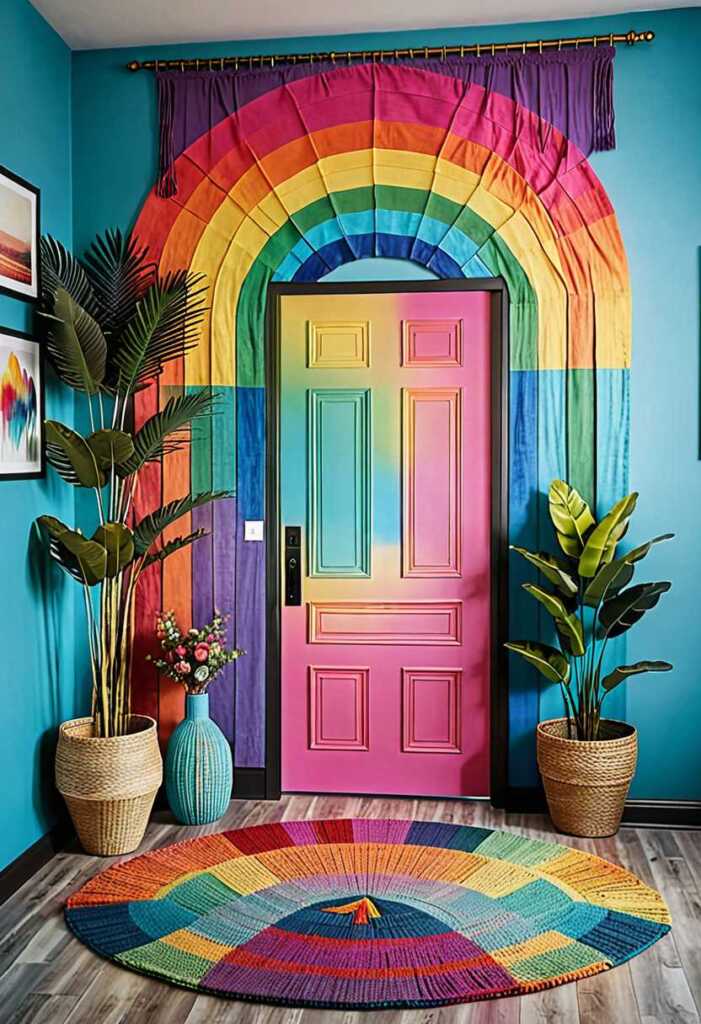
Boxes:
[280,288,491,797]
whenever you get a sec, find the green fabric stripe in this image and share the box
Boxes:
[116,941,215,981]
[187,385,213,496]
[212,386,236,492]
[507,941,607,983]
[235,184,538,386]
[567,370,596,508]
[473,831,564,867]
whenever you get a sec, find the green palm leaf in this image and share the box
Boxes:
[504,641,570,684]
[599,582,671,638]
[86,429,135,471]
[111,271,207,398]
[38,515,107,586]
[583,559,634,607]
[548,479,595,558]
[118,389,217,477]
[578,492,638,578]
[47,288,107,395]
[93,522,134,577]
[133,490,230,556]
[45,420,105,489]
[40,236,97,313]
[583,533,674,607]
[82,228,153,338]
[510,546,577,598]
[601,660,673,693]
[523,583,585,656]
[142,529,209,569]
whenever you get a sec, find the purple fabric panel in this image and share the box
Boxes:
[156,47,614,190]
[191,503,214,627]
[234,505,265,767]
[210,496,236,745]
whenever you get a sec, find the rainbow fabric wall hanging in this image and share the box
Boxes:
[131,50,631,785]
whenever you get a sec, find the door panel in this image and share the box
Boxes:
[280,289,491,798]
[308,388,371,577]
[402,386,462,578]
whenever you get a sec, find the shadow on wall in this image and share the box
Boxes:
[27,520,70,831]
[697,246,701,462]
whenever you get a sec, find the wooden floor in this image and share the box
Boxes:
[1,795,700,1024]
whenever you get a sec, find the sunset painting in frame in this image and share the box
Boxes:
[0,328,43,479]
[0,166,40,303]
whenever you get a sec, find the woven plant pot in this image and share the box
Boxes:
[537,718,637,838]
[55,715,162,856]
[165,693,232,825]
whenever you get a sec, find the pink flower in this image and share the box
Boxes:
[194,643,209,663]
[175,645,186,657]
[176,661,191,674]
[206,634,214,643]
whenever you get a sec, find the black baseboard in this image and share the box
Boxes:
[504,785,701,828]
[0,820,74,906]
[621,800,701,828]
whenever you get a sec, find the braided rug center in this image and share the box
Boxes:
[65,818,671,1009]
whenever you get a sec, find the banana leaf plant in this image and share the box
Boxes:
[36,230,229,738]
[506,479,673,741]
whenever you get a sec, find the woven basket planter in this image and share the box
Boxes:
[55,715,163,856]
[537,718,637,838]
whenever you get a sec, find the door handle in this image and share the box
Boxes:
[285,526,302,605]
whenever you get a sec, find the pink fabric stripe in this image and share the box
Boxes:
[351,819,413,845]
[282,821,323,845]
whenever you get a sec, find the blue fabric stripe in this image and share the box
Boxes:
[508,369,540,786]
[537,370,569,724]
[595,368,631,722]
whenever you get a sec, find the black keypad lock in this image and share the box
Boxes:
[285,526,302,605]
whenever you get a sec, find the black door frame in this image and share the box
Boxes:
[264,278,510,806]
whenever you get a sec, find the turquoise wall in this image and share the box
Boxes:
[70,7,701,801]
[0,0,77,871]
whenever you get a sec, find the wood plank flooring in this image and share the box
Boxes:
[1,795,699,1024]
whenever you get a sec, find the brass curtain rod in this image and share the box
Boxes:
[126,28,654,72]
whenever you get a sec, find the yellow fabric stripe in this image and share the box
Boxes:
[169,148,569,382]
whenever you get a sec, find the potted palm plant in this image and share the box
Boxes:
[37,231,230,855]
[507,479,673,837]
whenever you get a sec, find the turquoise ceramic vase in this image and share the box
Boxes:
[165,693,232,825]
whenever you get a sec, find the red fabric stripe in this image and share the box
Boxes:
[223,822,297,854]
[222,946,498,979]
[313,820,355,845]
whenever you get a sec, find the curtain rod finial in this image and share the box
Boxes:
[127,61,141,72]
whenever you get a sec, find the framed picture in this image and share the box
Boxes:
[0,165,40,303]
[0,327,44,479]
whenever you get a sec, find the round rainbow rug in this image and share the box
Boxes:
[65,819,670,1009]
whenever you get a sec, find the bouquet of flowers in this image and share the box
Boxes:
[147,611,244,693]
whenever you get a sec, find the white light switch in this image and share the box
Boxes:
[244,520,264,541]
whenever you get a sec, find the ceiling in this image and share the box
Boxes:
[30,0,680,51]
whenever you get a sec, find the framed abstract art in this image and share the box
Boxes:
[0,165,40,303]
[0,327,44,479]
